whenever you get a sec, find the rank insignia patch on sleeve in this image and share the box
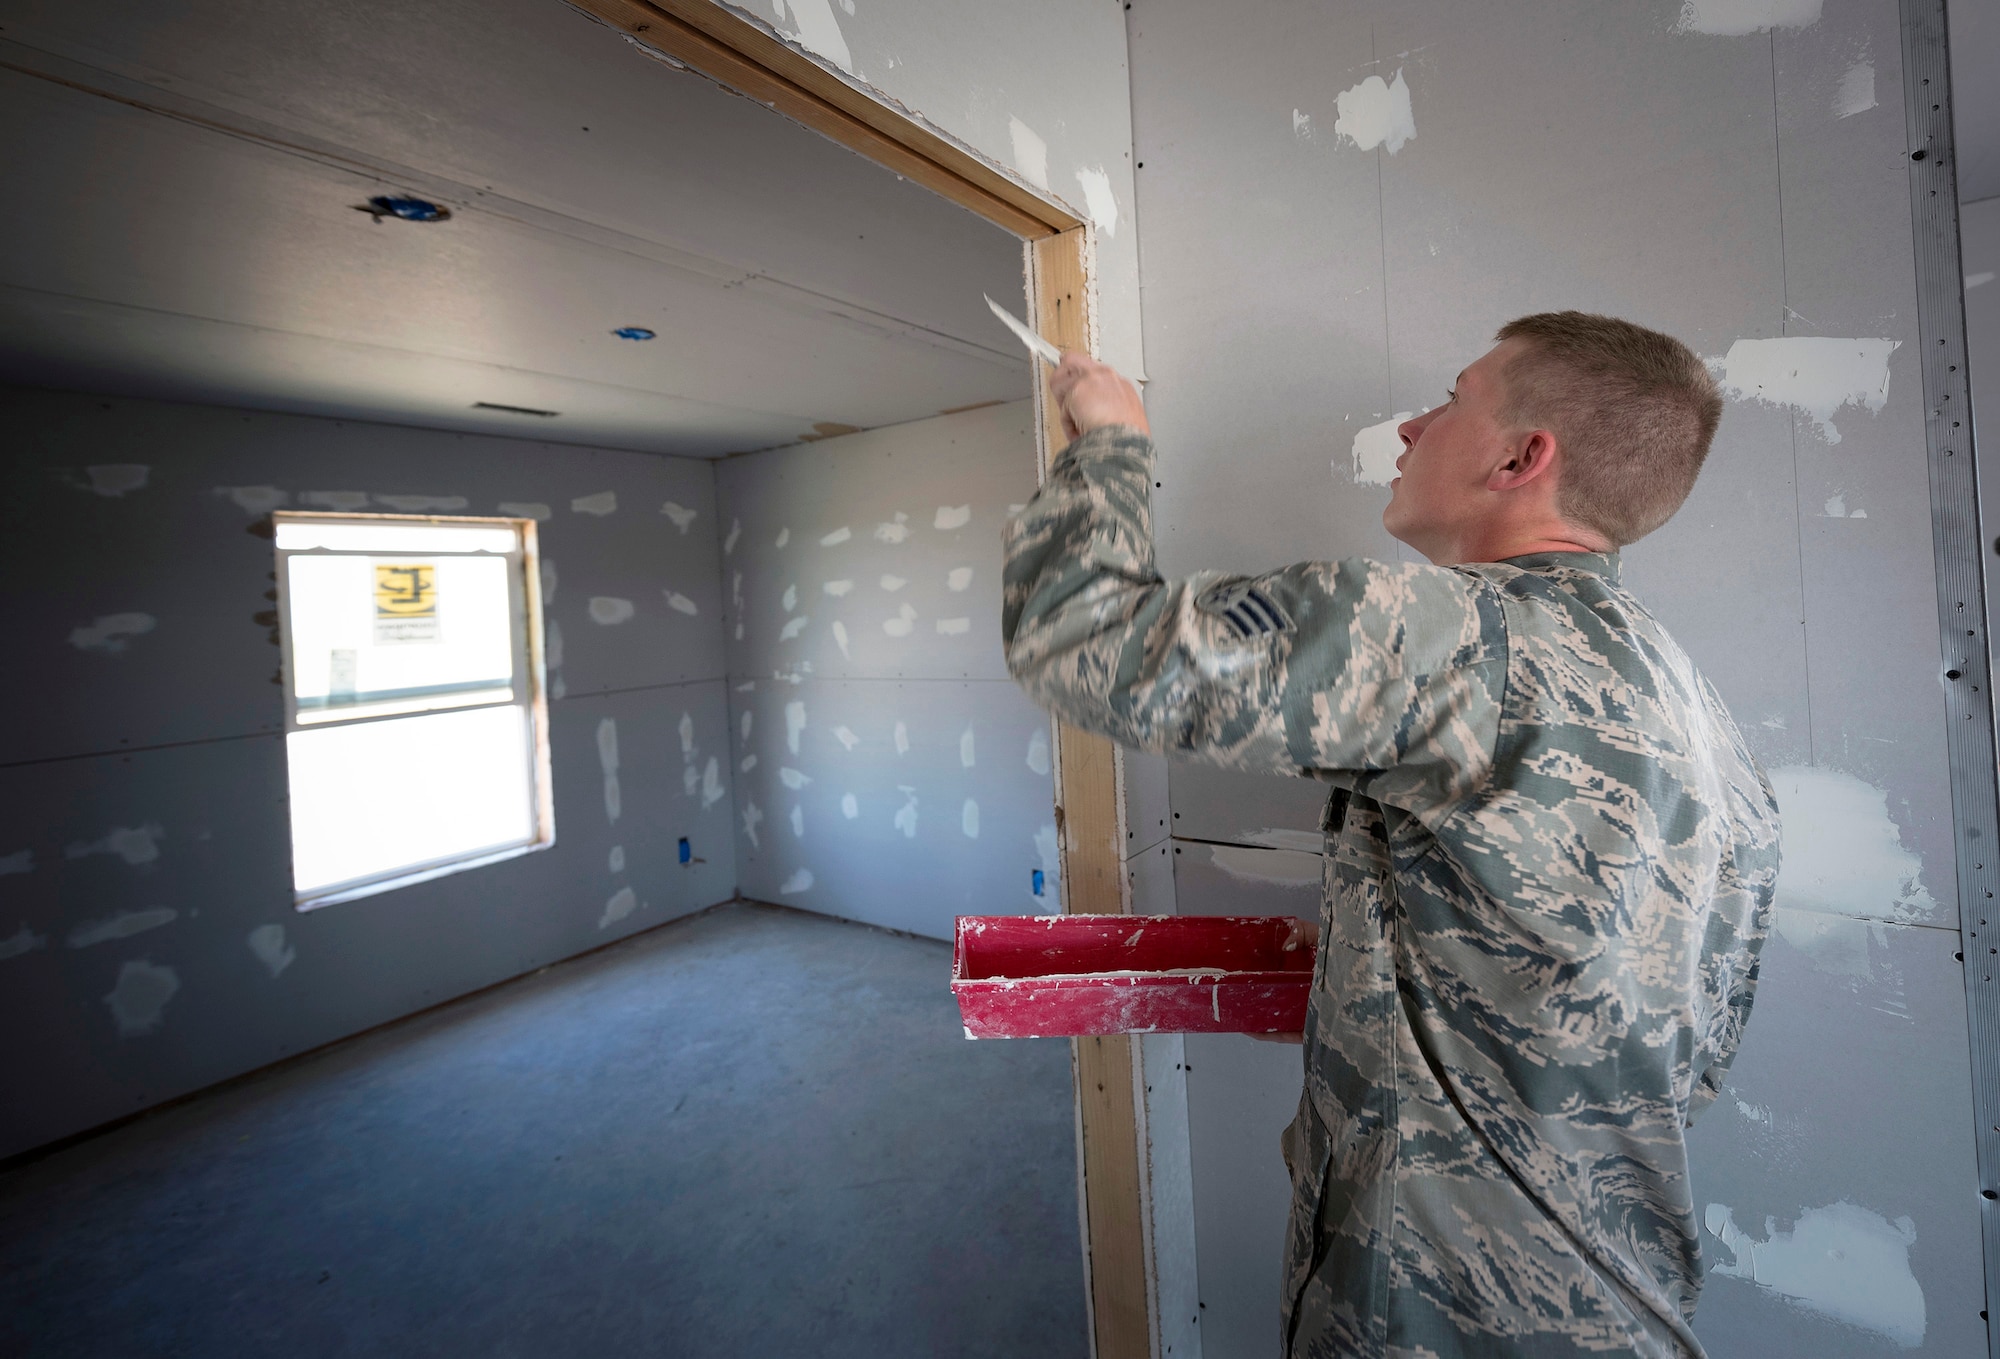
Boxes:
[1196,579,1294,641]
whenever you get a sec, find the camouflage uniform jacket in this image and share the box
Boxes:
[1001,427,1781,1358]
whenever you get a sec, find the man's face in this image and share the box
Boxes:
[1381,339,1526,562]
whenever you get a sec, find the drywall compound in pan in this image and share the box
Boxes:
[1333,71,1415,154]
[1674,0,1823,35]
[1704,1201,1923,1346]
[1711,337,1899,443]
[1349,415,1413,485]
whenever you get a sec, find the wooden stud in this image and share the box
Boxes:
[565,0,1082,239]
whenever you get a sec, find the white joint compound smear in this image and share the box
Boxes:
[934,504,972,531]
[701,757,725,808]
[779,0,851,71]
[1770,765,1935,922]
[498,501,552,521]
[960,728,976,768]
[303,490,373,512]
[724,519,741,554]
[1969,272,1996,290]
[70,613,156,654]
[883,604,917,637]
[609,845,626,873]
[1026,729,1052,776]
[936,618,971,635]
[1245,827,1325,853]
[741,754,758,773]
[894,721,910,755]
[1712,338,1900,443]
[247,923,297,977]
[841,793,859,819]
[1208,843,1324,888]
[597,718,621,824]
[685,712,701,758]
[87,464,149,496]
[823,579,854,597]
[782,583,798,613]
[664,591,699,616]
[0,924,48,960]
[598,886,637,929]
[1333,69,1415,154]
[541,558,559,606]
[779,616,809,641]
[220,485,288,514]
[66,824,163,866]
[1292,108,1316,142]
[779,767,812,790]
[780,866,815,894]
[879,574,908,592]
[736,711,751,746]
[785,700,807,754]
[775,527,790,549]
[831,621,851,659]
[661,501,697,532]
[742,799,764,849]
[820,526,852,546]
[1835,60,1877,117]
[947,567,973,592]
[376,494,468,513]
[684,764,701,796]
[1350,414,1413,485]
[571,491,616,516]
[834,725,861,751]
[105,960,178,1035]
[789,804,805,838]
[1705,1201,1923,1346]
[874,513,910,545]
[1008,115,1051,190]
[0,850,32,876]
[589,597,635,625]
[1074,167,1119,237]
[546,621,565,675]
[894,788,919,838]
[67,907,177,949]
[962,799,981,839]
[1675,0,1823,35]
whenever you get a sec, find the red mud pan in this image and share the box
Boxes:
[951,914,1314,1038]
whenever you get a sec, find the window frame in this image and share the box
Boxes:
[273,510,556,909]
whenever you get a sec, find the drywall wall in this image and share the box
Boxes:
[0,384,735,1158]
[1126,0,1983,1353]
[714,401,1060,938]
[1969,196,2000,660]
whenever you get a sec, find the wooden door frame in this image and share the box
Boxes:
[561,4,1153,1356]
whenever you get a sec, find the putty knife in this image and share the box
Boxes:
[984,294,1062,367]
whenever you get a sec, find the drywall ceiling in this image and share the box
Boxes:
[1952,0,1999,203]
[0,0,1030,455]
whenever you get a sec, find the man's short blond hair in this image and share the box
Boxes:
[1493,311,1722,547]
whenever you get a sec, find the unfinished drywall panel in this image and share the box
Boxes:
[1971,195,2000,665]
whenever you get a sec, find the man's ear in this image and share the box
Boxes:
[1488,429,1559,491]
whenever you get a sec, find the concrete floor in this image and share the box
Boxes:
[0,902,1090,1358]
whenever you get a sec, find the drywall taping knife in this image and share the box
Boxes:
[984,294,1062,367]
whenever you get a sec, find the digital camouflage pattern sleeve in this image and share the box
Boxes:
[1002,426,1782,1359]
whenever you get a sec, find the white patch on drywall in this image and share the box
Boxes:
[301,490,371,512]
[731,572,743,610]
[894,721,910,755]
[1026,729,1051,776]
[742,798,764,849]
[779,615,809,641]
[1333,69,1416,154]
[789,804,805,838]
[962,799,981,839]
[1075,167,1119,237]
[0,850,32,876]
[1208,843,1323,887]
[1770,765,1935,922]
[571,490,617,516]
[104,960,179,1035]
[724,519,742,554]
[1008,115,1050,190]
[589,596,635,625]
[0,924,48,960]
[934,504,972,530]
[1968,271,1996,290]
[546,620,565,672]
[936,618,971,635]
[247,923,296,978]
[66,824,163,866]
[1712,337,1899,443]
[1772,906,1889,980]
[779,0,851,70]
[1704,1201,1923,1346]
[782,583,799,612]
[87,464,149,497]
[661,501,697,532]
[1245,827,1325,853]
[1292,109,1316,142]
[780,866,815,894]
[741,754,758,773]
[947,567,973,592]
[874,512,911,544]
[1734,1096,1773,1126]
[375,494,468,513]
[1834,60,1877,117]
[608,844,626,874]
[841,793,859,819]
[70,613,156,654]
[820,526,852,546]
[598,886,638,929]
[684,764,701,796]
[541,558,559,605]
[879,574,908,592]
[686,712,702,757]
[499,501,552,521]
[67,907,176,949]
[834,725,860,751]
[823,579,854,597]
[894,787,920,838]
[785,700,807,754]
[883,604,917,637]
[775,527,790,549]
[597,718,622,824]
[219,485,288,514]
[960,728,976,768]
[1822,492,1867,519]
[701,757,725,808]
[1349,414,1412,485]
[664,590,699,616]
[779,766,812,790]
[831,621,851,659]
[1674,0,1823,35]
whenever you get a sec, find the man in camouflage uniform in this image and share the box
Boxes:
[1001,312,1781,1357]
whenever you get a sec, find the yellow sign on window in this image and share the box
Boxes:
[374,561,440,643]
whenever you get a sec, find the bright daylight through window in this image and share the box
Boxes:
[275,514,552,905]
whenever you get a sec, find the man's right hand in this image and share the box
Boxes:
[1050,353,1149,443]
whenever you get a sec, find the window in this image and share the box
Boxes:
[274,514,553,906]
